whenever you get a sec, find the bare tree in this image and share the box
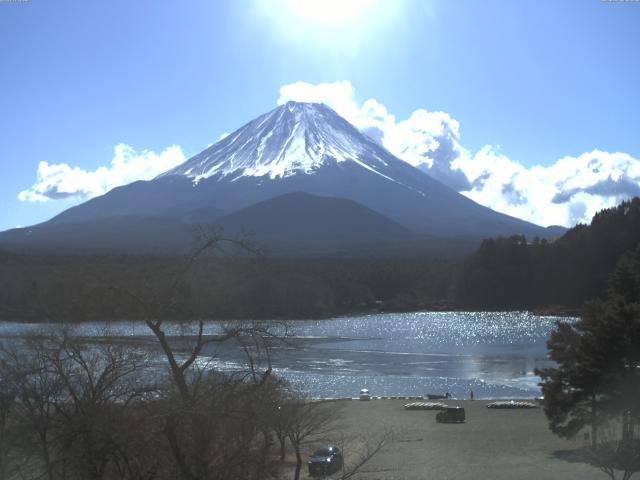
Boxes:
[108,231,287,480]
[285,400,338,480]
[0,336,64,480]
[281,398,392,480]
[0,330,156,480]
[584,420,640,480]
[336,430,392,480]
[270,387,294,461]
[0,378,15,479]
[47,330,154,479]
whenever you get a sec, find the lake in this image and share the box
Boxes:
[0,311,571,399]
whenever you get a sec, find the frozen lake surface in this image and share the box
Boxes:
[0,311,571,399]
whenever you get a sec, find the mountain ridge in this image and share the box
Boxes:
[1,101,564,255]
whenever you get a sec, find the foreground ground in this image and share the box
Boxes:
[296,399,605,480]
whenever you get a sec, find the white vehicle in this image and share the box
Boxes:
[359,388,371,401]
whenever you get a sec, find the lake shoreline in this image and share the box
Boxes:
[0,305,581,324]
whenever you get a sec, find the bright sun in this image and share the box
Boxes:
[259,0,402,53]
[287,0,374,25]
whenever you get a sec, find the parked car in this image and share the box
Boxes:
[436,406,466,423]
[359,388,371,401]
[308,445,343,476]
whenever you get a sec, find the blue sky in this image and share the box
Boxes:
[1,0,639,230]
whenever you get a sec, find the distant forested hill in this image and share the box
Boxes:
[455,197,640,310]
[0,252,457,321]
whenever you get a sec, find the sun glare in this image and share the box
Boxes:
[257,0,405,55]
[287,0,374,25]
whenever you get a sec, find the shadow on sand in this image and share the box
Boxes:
[553,442,640,476]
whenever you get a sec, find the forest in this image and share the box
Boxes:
[2,198,640,320]
[0,250,457,321]
[455,198,640,310]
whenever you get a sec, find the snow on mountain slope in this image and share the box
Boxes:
[160,101,402,186]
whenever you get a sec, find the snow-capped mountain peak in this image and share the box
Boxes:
[159,101,396,183]
[9,100,553,252]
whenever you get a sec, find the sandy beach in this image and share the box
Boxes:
[297,399,604,480]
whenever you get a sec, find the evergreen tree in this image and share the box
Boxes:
[536,245,640,446]
[457,197,640,310]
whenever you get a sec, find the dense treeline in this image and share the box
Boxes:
[0,251,458,321]
[455,198,640,310]
[4,198,640,320]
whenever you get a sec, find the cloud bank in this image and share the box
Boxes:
[19,144,186,202]
[278,80,640,227]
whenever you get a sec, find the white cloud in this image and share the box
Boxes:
[277,80,470,189]
[457,148,640,227]
[19,144,186,202]
[278,80,640,227]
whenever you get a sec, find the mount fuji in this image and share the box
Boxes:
[1,101,562,255]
